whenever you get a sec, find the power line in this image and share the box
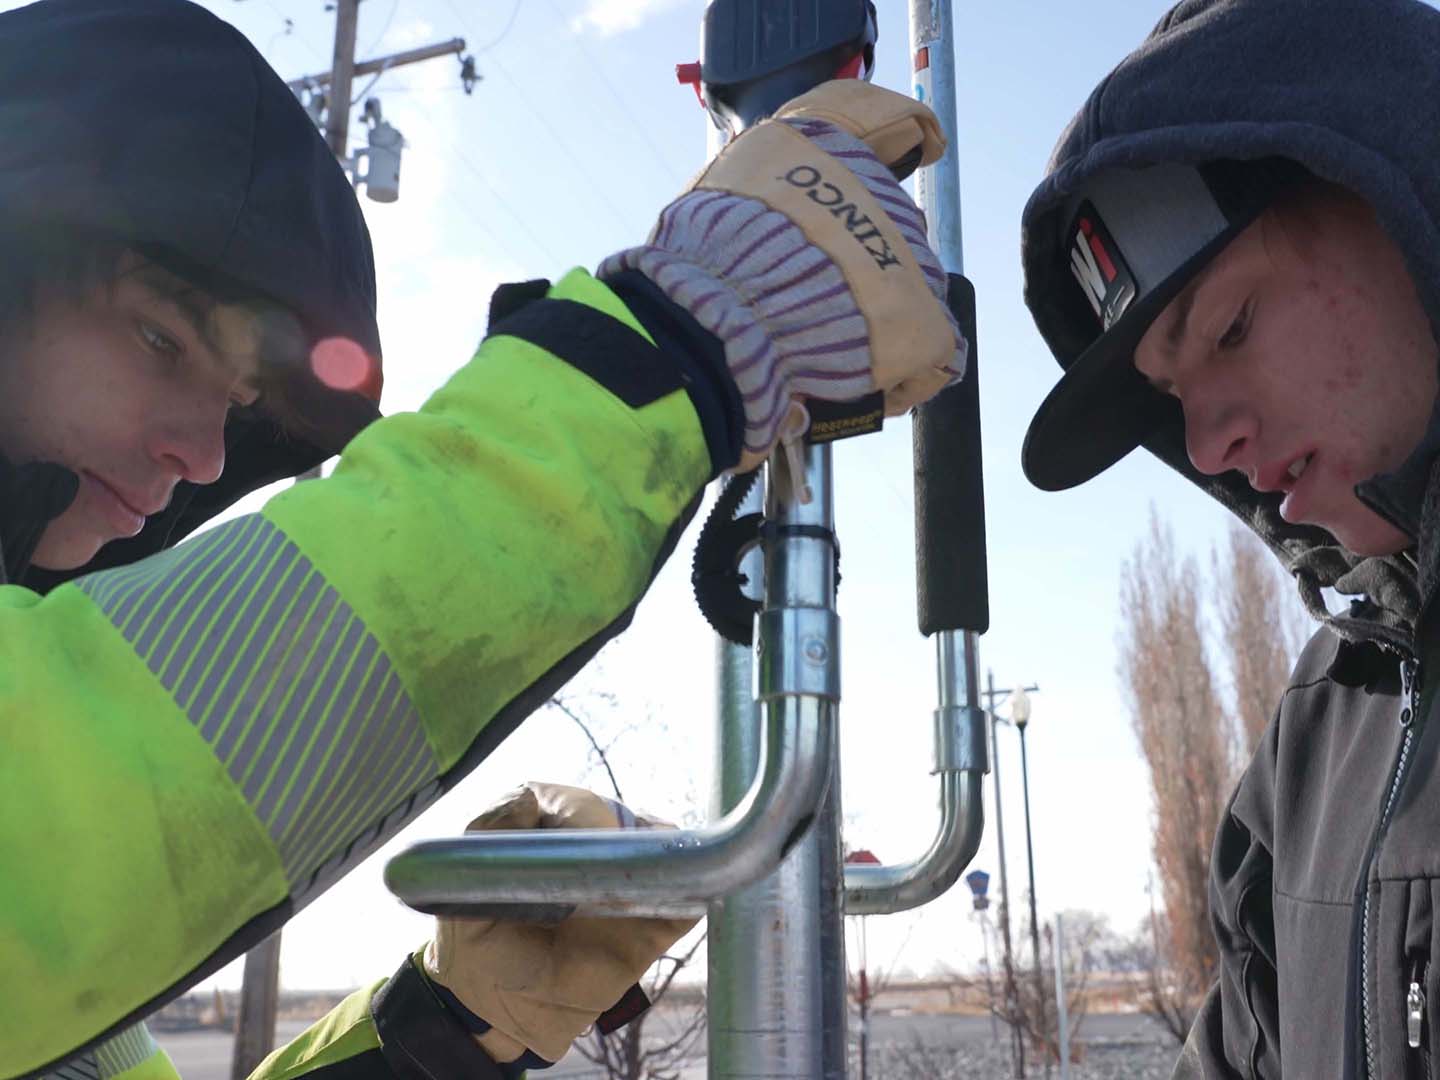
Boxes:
[541,0,687,185]
[235,0,330,65]
[362,0,400,56]
[264,18,294,58]
[483,51,642,236]
[399,103,565,269]
[351,59,393,105]
[435,1,640,236]
[442,0,522,53]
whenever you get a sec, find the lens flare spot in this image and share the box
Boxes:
[311,337,376,395]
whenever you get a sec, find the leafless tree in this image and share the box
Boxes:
[938,906,1109,1069]
[1117,512,1230,1041]
[1014,909,1100,1066]
[548,694,708,1080]
[1112,518,1308,1044]
[547,694,631,801]
[874,1032,967,1079]
[575,934,708,1080]
[847,907,924,1080]
[1214,523,1308,761]
[1137,896,1198,1044]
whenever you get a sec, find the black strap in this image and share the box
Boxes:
[371,956,507,1080]
[596,982,653,1035]
[691,469,764,645]
[488,296,685,408]
[487,278,552,327]
[603,269,744,472]
[692,470,842,647]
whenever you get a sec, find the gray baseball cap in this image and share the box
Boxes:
[1021,158,1305,491]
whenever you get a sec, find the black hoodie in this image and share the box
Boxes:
[1021,0,1440,1076]
[0,0,382,590]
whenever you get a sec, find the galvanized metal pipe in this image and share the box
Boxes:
[384,449,841,919]
[762,445,848,1079]
[383,696,831,917]
[706,442,848,1079]
[910,0,964,274]
[706,476,831,1078]
[844,624,987,914]
[845,768,984,914]
[841,0,986,920]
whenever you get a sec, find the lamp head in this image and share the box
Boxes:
[1011,685,1032,729]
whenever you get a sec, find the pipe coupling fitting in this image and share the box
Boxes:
[755,607,841,701]
[933,704,988,774]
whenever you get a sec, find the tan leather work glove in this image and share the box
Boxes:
[422,782,698,1069]
[599,79,967,472]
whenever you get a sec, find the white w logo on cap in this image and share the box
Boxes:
[1070,231,1107,321]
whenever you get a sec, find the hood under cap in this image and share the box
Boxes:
[0,0,386,587]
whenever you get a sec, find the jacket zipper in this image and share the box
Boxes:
[1409,958,1426,1051]
[1363,657,1422,1078]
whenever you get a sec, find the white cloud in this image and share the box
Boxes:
[569,0,687,37]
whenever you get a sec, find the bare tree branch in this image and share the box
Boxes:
[1215,523,1307,763]
[553,693,707,1079]
[650,932,706,1001]
[547,694,626,803]
[1118,510,1229,1041]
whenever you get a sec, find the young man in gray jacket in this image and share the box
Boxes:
[1022,0,1440,1075]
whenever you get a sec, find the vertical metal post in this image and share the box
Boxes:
[707,448,843,1079]
[232,2,359,1052]
[763,449,847,1079]
[910,0,963,269]
[702,115,790,1078]
[1054,913,1072,1080]
[986,672,1024,1077]
[229,931,281,1080]
[910,7,1019,1077]
[979,910,999,1043]
[706,483,808,1076]
[1018,722,1049,1078]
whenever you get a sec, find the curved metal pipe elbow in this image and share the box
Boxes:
[387,447,840,921]
[384,695,833,920]
[842,645,989,917]
[843,769,984,915]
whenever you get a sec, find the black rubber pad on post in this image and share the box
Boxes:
[913,274,989,636]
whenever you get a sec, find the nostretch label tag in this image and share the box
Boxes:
[806,391,885,443]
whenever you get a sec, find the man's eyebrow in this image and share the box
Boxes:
[132,271,214,342]
[1164,286,1198,355]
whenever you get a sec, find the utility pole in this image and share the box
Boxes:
[284,16,471,171]
[229,4,471,1073]
[985,670,1040,1079]
[230,930,281,1080]
[1013,686,1050,1080]
[325,0,361,158]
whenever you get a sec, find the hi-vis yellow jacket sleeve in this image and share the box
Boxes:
[5,270,714,1079]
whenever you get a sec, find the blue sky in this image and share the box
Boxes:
[10,0,1313,989]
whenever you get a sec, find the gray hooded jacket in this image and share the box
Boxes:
[1022,0,1440,1076]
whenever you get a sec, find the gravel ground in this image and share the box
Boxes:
[866,1037,1177,1079]
[160,1014,1177,1080]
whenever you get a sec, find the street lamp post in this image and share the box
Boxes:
[985,671,1039,1078]
[1012,685,1050,1079]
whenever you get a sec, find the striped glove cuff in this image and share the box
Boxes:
[599,118,963,470]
